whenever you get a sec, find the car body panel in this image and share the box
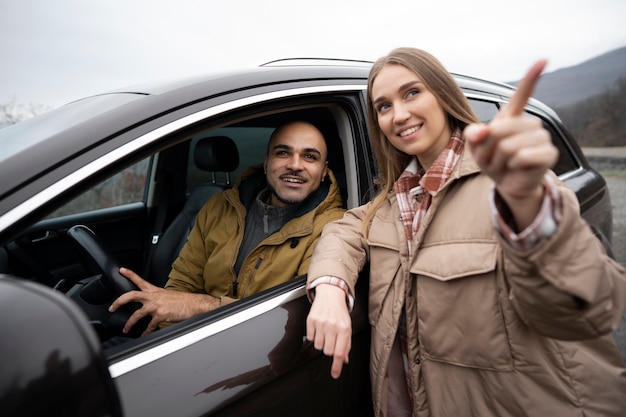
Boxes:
[109,279,371,417]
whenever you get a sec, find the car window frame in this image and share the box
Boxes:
[0,84,368,242]
[465,92,583,178]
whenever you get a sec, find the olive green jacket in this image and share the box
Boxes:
[166,165,345,303]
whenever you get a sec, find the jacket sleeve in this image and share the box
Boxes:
[165,201,213,294]
[297,206,347,277]
[306,204,370,297]
[503,182,626,340]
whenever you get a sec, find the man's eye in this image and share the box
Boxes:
[304,154,317,160]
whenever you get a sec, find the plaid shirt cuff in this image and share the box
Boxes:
[492,174,562,252]
[307,276,355,312]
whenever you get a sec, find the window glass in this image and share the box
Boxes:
[46,157,151,218]
[468,99,578,176]
[544,123,578,175]
[467,99,499,123]
[524,113,578,175]
[0,94,144,164]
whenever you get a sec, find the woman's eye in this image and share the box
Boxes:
[407,89,420,98]
[377,103,390,112]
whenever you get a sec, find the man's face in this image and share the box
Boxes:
[264,122,328,208]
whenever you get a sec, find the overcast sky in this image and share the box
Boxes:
[2,0,626,108]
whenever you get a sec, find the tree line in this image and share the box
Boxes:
[0,96,52,128]
[554,77,626,147]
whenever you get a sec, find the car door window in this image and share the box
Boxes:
[525,113,579,176]
[467,98,578,176]
[467,98,499,123]
[46,157,151,218]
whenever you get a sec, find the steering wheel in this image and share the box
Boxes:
[67,225,146,339]
[67,225,138,295]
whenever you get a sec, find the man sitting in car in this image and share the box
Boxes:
[108,121,346,335]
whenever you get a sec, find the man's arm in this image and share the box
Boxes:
[110,201,221,335]
[109,267,220,335]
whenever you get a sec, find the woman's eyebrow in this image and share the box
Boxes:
[373,80,424,105]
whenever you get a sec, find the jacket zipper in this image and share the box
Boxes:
[233,257,263,298]
[245,257,264,297]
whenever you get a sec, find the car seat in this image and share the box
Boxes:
[147,136,239,287]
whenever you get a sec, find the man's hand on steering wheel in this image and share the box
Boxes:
[109,267,221,336]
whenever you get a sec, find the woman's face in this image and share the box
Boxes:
[371,64,451,169]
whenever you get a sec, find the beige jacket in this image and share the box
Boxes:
[308,148,626,417]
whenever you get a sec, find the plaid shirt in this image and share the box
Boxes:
[492,173,561,251]
[394,130,465,253]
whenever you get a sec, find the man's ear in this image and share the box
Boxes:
[263,158,268,174]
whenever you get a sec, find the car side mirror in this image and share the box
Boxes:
[0,274,123,417]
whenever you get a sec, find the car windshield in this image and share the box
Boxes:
[0,93,145,164]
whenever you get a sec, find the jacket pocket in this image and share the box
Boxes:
[411,241,514,371]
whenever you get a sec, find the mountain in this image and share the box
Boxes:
[509,46,626,109]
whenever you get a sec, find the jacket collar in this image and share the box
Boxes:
[451,139,482,180]
[387,136,481,204]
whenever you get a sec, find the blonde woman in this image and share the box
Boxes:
[306,47,626,417]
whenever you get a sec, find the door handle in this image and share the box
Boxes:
[30,230,59,243]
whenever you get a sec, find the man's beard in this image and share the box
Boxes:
[267,184,301,207]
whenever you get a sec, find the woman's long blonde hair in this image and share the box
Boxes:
[363,47,480,237]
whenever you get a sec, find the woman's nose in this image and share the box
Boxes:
[392,103,411,124]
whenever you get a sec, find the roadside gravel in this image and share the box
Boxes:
[601,172,626,362]
[603,173,626,266]
[585,147,626,361]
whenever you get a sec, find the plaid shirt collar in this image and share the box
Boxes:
[394,129,464,252]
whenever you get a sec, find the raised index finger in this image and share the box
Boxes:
[498,59,547,118]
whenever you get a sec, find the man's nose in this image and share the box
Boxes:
[286,154,303,170]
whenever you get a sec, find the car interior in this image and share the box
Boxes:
[0,104,357,345]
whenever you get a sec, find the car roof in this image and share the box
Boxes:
[0,59,555,206]
[107,58,521,100]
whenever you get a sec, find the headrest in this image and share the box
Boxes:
[194,136,239,172]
